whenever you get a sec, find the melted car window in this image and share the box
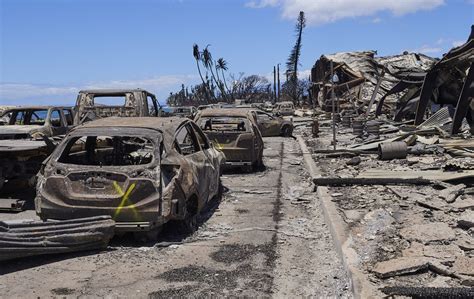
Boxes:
[50,110,62,127]
[175,125,199,155]
[9,109,48,125]
[199,117,250,132]
[58,135,155,166]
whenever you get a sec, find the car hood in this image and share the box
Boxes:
[0,125,43,135]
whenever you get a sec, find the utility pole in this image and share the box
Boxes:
[331,61,337,150]
[277,63,281,101]
[273,66,277,102]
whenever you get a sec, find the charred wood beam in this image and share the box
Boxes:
[375,80,412,116]
[451,62,474,135]
[415,70,438,125]
[365,69,385,117]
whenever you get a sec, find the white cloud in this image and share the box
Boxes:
[452,40,465,47]
[83,75,197,91]
[0,83,79,100]
[263,69,311,82]
[410,45,442,55]
[372,17,382,23]
[246,0,445,25]
[0,74,198,104]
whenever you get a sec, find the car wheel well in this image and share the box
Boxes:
[187,194,199,216]
[281,124,292,136]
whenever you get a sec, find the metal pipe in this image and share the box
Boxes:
[277,63,281,101]
[331,61,336,150]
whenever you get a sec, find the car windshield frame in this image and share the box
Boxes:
[7,109,49,126]
[198,116,252,133]
[54,128,162,168]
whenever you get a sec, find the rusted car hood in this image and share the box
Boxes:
[0,125,42,135]
[0,139,49,152]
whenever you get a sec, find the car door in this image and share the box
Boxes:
[49,109,67,136]
[62,108,74,133]
[175,123,210,204]
[256,111,280,137]
[190,122,219,200]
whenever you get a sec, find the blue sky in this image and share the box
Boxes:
[1,0,473,105]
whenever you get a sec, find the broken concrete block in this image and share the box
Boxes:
[373,257,430,278]
[452,256,474,276]
[439,184,466,203]
[402,242,424,257]
[456,234,474,251]
[400,222,456,244]
[457,210,474,230]
[416,198,444,211]
[450,195,474,210]
[423,244,465,262]
[343,209,365,223]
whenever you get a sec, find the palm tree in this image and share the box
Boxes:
[216,58,233,100]
[286,11,306,105]
[202,46,227,100]
[193,44,211,101]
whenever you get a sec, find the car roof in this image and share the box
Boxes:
[69,117,192,152]
[198,108,254,118]
[74,117,187,135]
[78,89,154,95]
[4,106,71,110]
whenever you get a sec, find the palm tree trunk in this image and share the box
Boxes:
[196,60,211,101]
[221,70,233,100]
[208,66,226,101]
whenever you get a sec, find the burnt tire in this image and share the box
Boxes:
[133,226,162,243]
[281,125,293,137]
[253,155,264,171]
[177,198,199,235]
[242,165,253,173]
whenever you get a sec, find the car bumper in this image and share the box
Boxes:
[36,194,165,232]
[224,161,253,167]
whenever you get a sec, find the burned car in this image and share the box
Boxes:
[0,106,74,139]
[168,106,198,118]
[195,109,264,172]
[274,101,295,116]
[35,117,225,236]
[255,110,293,137]
[73,89,162,125]
[0,106,74,190]
[233,107,293,137]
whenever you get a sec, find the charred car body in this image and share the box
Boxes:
[0,106,73,140]
[0,106,74,190]
[35,117,225,234]
[274,101,295,116]
[73,89,162,125]
[195,109,264,171]
[165,106,197,118]
[235,108,293,137]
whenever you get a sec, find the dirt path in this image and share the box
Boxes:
[0,137,352,298]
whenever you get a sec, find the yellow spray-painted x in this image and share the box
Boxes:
[112,181,140,220]
[214,139,223,150]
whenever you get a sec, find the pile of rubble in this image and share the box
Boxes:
[310,25,473,135]
[304,26,473,296]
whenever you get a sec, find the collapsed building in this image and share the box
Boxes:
[310,25,473,134]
